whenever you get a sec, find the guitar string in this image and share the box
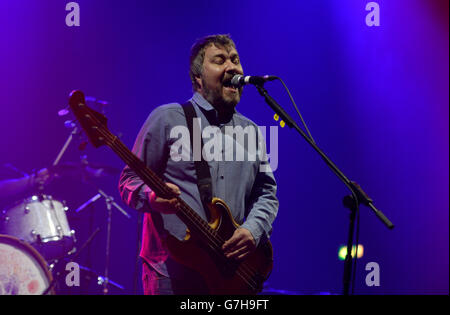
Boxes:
[174,197,262,285]
[81,114,231,258]
[96,125,259,290]
[86,114,260,290]
[111,136,259,290]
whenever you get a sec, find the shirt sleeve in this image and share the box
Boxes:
[0,175,34,203]
[241,129,279,247]
[118,106,170,212]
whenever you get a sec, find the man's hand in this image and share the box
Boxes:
[34,168,55,187]
[148,183,181,214]
[222,228,256,261]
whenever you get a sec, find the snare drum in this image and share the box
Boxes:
[0,195,75,261]
[0,234,53,295]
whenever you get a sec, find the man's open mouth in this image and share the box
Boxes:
[222,78,238,91]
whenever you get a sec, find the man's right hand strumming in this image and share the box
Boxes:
[148,183,181,214]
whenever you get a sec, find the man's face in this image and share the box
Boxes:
[195,44,244,111]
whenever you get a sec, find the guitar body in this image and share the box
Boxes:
[164,198,273,295]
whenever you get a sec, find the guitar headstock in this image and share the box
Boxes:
[68,90,112,148]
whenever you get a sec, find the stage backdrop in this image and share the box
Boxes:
[0,0,448,294]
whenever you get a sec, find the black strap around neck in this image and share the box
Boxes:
[182,102,212,210]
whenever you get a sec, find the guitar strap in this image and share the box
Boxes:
[181,102,213,215]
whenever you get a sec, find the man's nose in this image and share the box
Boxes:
[225,66,243,76]
[225,61,243,75]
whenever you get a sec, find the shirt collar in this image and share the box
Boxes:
[190,92,236,126]
[191,92,215,112]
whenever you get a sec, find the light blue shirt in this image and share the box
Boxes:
[119,92,278,250]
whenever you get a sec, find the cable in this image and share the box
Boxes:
[351,201,361,295]
[274,76,317,144]
[271,77,363,294]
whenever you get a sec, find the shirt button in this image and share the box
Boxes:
[220,175,224,179]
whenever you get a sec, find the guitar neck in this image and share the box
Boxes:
[67,91,217,244]
[108,134,215,239]
[109,136,172,199]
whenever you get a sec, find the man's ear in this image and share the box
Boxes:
[195,75,203,91]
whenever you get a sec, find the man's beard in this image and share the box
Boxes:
[201,77,242,113]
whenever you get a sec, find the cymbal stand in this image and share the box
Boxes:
[75,187,130,294]
[53,124,79,166]
[101,189,130,295]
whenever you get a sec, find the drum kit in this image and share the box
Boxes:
[0,97,130,295]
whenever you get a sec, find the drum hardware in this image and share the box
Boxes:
[75,188,130,219]
[31,230,41,244]
[52,118,80,167]
[48,263,124,295]
[0,210,9,223]
[1,103,126,294]
[75,193,102,213]
[56,226,63,239]
[42,226,124,295]
[96,272,124,290]
[53,107,118,179]
[0,195,76,262]
[27,115,84,263]
[74,185,130,295]
[43,227,100,295]
[42,182,130,295]
[2,163,29,177]
[48,160,120,181]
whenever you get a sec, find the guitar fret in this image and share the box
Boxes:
[110,139,220,244]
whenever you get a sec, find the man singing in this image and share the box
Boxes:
[119,34,278,295]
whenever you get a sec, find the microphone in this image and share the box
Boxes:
[231,74,277,87]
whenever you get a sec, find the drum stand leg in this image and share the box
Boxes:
[103,197,112,295]
[73,187,130,294]
[97,189,129,295]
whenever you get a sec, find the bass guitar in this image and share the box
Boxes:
[68,90,273,294]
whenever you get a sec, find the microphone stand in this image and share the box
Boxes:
[254,84,394,295]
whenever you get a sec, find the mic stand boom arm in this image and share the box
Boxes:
[255,84,394,295]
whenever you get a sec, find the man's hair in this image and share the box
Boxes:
[189,34,237,92]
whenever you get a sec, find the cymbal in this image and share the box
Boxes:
[49,162,120,179]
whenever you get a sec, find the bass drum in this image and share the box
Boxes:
[0,234,53,295]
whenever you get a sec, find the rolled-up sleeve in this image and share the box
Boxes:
[118,106,169,212]
[241,160,279,247]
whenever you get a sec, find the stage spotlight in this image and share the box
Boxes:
[338,245,364,260]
